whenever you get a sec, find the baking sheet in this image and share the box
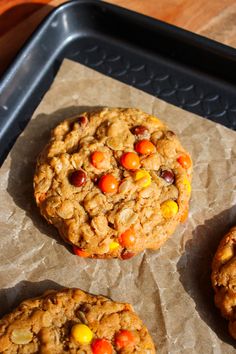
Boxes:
[0,59,236,353]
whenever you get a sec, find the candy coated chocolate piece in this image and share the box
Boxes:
[134,139,155,155]
[120,152,140,170]
[70,170,86,187]
[109,241,120,251]
[161,200,178,218]
[177,154,191,169]
[91,338,113,354]
[71,324,93,344]
[91,151,105,168]
[78,116,87,125]
[134,169,151,188]
[115,330,135,349]
[131,125,149,136]
[160,169,175,184]
[119,228,135,248]
[98,174,118,193]
[121,250,135,260]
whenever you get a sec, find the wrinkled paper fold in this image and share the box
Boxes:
[0,60,236,353]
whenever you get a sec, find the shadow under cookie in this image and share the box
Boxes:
[7,105,104,251]
[0,279,64,318]
[177,206,236,348]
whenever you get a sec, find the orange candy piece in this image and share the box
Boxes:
[91,338,113,354]
[98,174,118,193]
[177,154,191,169]
[91,151,104,168]
[119,228,135,248]
[73,246,90,258]
[120,152,140,170]
[134,139,155,155]
[115,330,135,350]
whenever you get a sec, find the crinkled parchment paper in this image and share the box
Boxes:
[1,59,236,353]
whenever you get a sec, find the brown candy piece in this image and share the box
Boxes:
[70,116,88,130]
[131,125,149,137]
[160,169,175,184]
[70,170,87,187]
[78,116,87,126]
[121,250,135,260]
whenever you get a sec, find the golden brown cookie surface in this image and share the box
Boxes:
[211,226,236,339]
[0,288,155,353]
[34,108,192,259]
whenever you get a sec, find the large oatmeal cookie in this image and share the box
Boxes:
[34,108,192,259]
[0,288,155,353]
[211,226,236,339]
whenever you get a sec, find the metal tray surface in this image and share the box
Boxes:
[1,0,236,164]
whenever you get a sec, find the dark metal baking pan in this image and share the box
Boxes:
[1,0,236,165]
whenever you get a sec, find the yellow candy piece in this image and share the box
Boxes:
[149,116,162,124]
[109,241,120,251]
[71,324,93,345]
[134,170,151,188]
[161,200,178,218]
[183,178,191,195]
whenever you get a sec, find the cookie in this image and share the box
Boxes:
[34,108,192,259]
[0,288,155,353]
[211,226,236,339]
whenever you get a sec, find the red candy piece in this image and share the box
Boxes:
[98,174,118,193]
[115,330,135,349]
[91,338,113,354]
[120,152,140,170]
[73,246,90,258]
[70,170,87,187]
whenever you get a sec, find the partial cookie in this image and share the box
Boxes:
[0,288,155,353]
[211,226,236,339]
[34,107,192,259]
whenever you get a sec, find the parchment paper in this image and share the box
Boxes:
[1,59,236,353]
